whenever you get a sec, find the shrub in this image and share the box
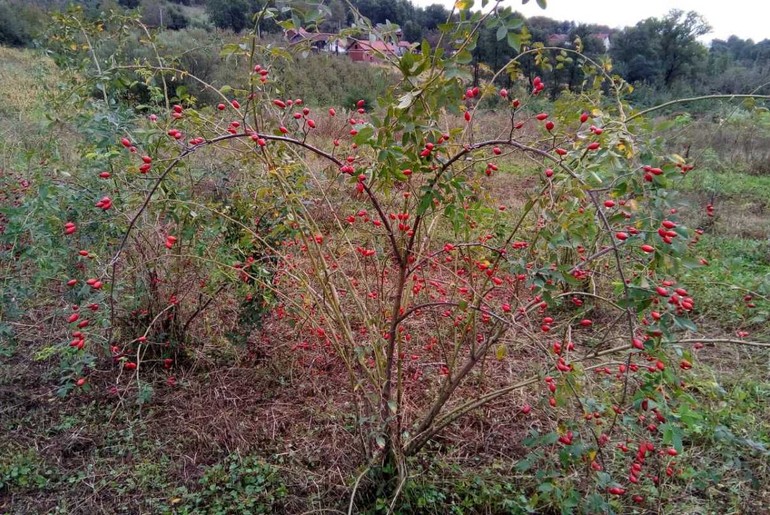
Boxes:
[55,7,727,510]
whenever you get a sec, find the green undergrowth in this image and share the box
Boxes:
[680,168,770,200]
[686,235,770,332]
[0,402,290,513]
[379,381,770,514]
[668,373,770,511]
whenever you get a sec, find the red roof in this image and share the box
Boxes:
[353,40,397,53]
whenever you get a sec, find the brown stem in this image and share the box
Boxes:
[405,344,633,455]
[380,265,408,462]
[586,190,636,437]
[181,283,227,336]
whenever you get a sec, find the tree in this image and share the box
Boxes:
[569,24,610,56]
[658,10,710,86]
[320,0,346,32]
[205,0,250,32]
[402,19,421,42]
[527,15,573,37]
[419,3,449,31]
[611,10,709,88]
[707,36,770,93]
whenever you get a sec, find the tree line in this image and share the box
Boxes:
[1,0,768,103]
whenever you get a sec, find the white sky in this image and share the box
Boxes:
[409,0,770,42]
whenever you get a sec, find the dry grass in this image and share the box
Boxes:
[666,115,770,175]
[0,46,57,115]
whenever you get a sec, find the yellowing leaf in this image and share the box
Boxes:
[616,142,634,158]
[455,0,474,9]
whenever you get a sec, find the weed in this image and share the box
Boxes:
[170,455,287,514]
[0,449,50,493]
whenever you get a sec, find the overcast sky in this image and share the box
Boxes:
[409,0,770,42]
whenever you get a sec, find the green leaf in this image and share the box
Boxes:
[496,25,507,41]
[584,493,608,513]
[507,32,522,51]
[352,126,374,145]
[417,191,435,215]
[219,43,242,58]
[672,316,697,332]
[445,66,472,80]
[399,51,416,74]
[277,19,296,31]
[536,0,547,8]
[594,471,612,488]
[661,423,683,452]
[455,49,473,64]
[515,457,533,471]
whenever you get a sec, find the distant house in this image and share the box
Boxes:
[547,33,569,46]
[347,39,411,63]
[285,28,347,54]
[285,28,414,62]
[591,33,611,51]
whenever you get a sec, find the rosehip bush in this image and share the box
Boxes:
[3,1,768,512]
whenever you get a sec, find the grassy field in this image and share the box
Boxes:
[1,45,770,514]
